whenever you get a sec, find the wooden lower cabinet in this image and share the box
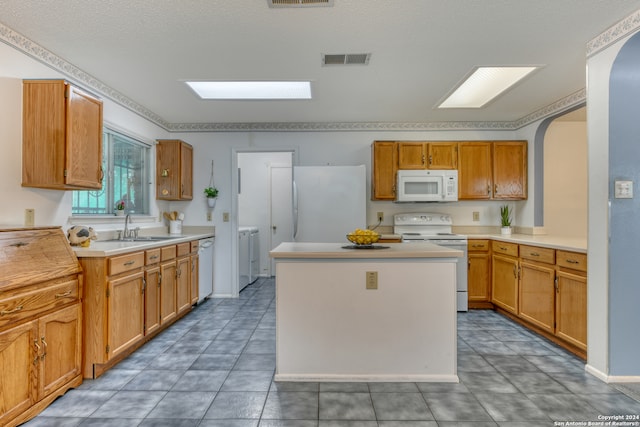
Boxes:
[81,240,199,379]
[518,261,556,333]
[0,227,83,427]
[491,253,519,314]
[556,270,587,351]
[467,240,491,307]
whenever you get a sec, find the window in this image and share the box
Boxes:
[72,128,150,215]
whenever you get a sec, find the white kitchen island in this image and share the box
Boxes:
[270,242,462,383]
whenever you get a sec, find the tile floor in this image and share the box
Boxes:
[24,277,640,427]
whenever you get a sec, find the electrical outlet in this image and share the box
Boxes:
[377,211,384,222]
[473,211,480,221]
[223,212,230,222]
[366,271,378,290]
[25,208,35,226]
[207,212,212,221]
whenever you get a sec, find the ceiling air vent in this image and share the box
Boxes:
[322,53,371,66]
[268,0,334,7]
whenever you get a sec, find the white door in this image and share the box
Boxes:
[270,165,293,275]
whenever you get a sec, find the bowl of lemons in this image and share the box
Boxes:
[346,228,380,246]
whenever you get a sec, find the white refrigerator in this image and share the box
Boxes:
[293,165,367,243]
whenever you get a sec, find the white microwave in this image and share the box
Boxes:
[396,169,458,202]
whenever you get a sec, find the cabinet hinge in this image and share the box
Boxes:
[106,288,110,298]
[159,273,162,285]
[106,344,110,354]
[64,169,68,177]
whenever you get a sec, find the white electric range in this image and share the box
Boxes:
[393,213,468,311]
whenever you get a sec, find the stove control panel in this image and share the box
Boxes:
[393,213,452,226]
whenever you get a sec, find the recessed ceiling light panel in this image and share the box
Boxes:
[268,0,333,8]
[438,66,539,109]
[186,81,312,100]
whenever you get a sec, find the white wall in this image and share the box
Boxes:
[543,120,588,238]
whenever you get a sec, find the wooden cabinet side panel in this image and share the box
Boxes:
[22,81,67,188]
[518,261,555,333]
[79,258,108,377]
[458,143,492,199]
[493,141,527,199]
[180,142,193,199]
[65,86,103,189]
[190,254,199,305]
[38,303,82,399]
[0,320,37,425]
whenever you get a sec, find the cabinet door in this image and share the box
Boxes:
[493,141,527,199]
[65,85,103,189]
[458,142,492,199]
[491,254,519,314]
[0,320,37,426]
[190,254,199,305]
[160,261,177,324]
[427,142,457,169]
[468,252,491,302]
[156,140,180,200]
[38,303,82,399]
[371,142,398,200]
[519,261,556,333]
[176,257,191,315]
[397,142,426,169]
[180,142,193,199]
[107,271,145,359]
[144,266,161,335]
[556,271,587,351]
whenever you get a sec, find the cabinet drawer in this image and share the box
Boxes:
[468,239,490,252]
[556,250,587,272]
[492,241,518,257]
[177,242,191,257]
[520,245,555,264]
[145,248,161,265]
[108,252,144,276]
[0,277,79,327]
[190,240,199,253]
[161,245,176,261]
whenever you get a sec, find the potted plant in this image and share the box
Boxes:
[204,186,218,208]
[500,205,512,235]
[115,200,125,216]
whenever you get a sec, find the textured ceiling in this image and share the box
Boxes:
[0,0,638,129]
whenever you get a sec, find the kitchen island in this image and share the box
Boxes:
[270,242,462,383]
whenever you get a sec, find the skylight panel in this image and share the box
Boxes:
[186,81,312,100]
[438,66,538,109]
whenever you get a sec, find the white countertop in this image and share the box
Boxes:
[379,232,587,253]
[270,242,462,259]
[72,226,215,257]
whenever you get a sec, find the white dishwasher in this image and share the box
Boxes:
[198,238,214,303]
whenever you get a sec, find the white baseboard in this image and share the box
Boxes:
[585,364,640,382]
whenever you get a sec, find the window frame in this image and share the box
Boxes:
[71,126,153,219]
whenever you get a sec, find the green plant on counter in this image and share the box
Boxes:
[204,187,219,198]
[500,205,512,227]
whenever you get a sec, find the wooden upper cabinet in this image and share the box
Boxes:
[371,141,398,200]
[397,142,457,170]
[458,142,492,200]
[22,80,103,190]
[156,139,193,200]
[493,141,527,200]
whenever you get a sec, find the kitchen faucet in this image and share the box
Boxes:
[119,214,139,240]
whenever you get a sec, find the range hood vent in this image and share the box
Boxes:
[268,0,333,7]
[322,53,371,66]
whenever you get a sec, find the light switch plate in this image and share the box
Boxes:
[614,180,633,199]
[25,208,35,226]
[366,271,378,290]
